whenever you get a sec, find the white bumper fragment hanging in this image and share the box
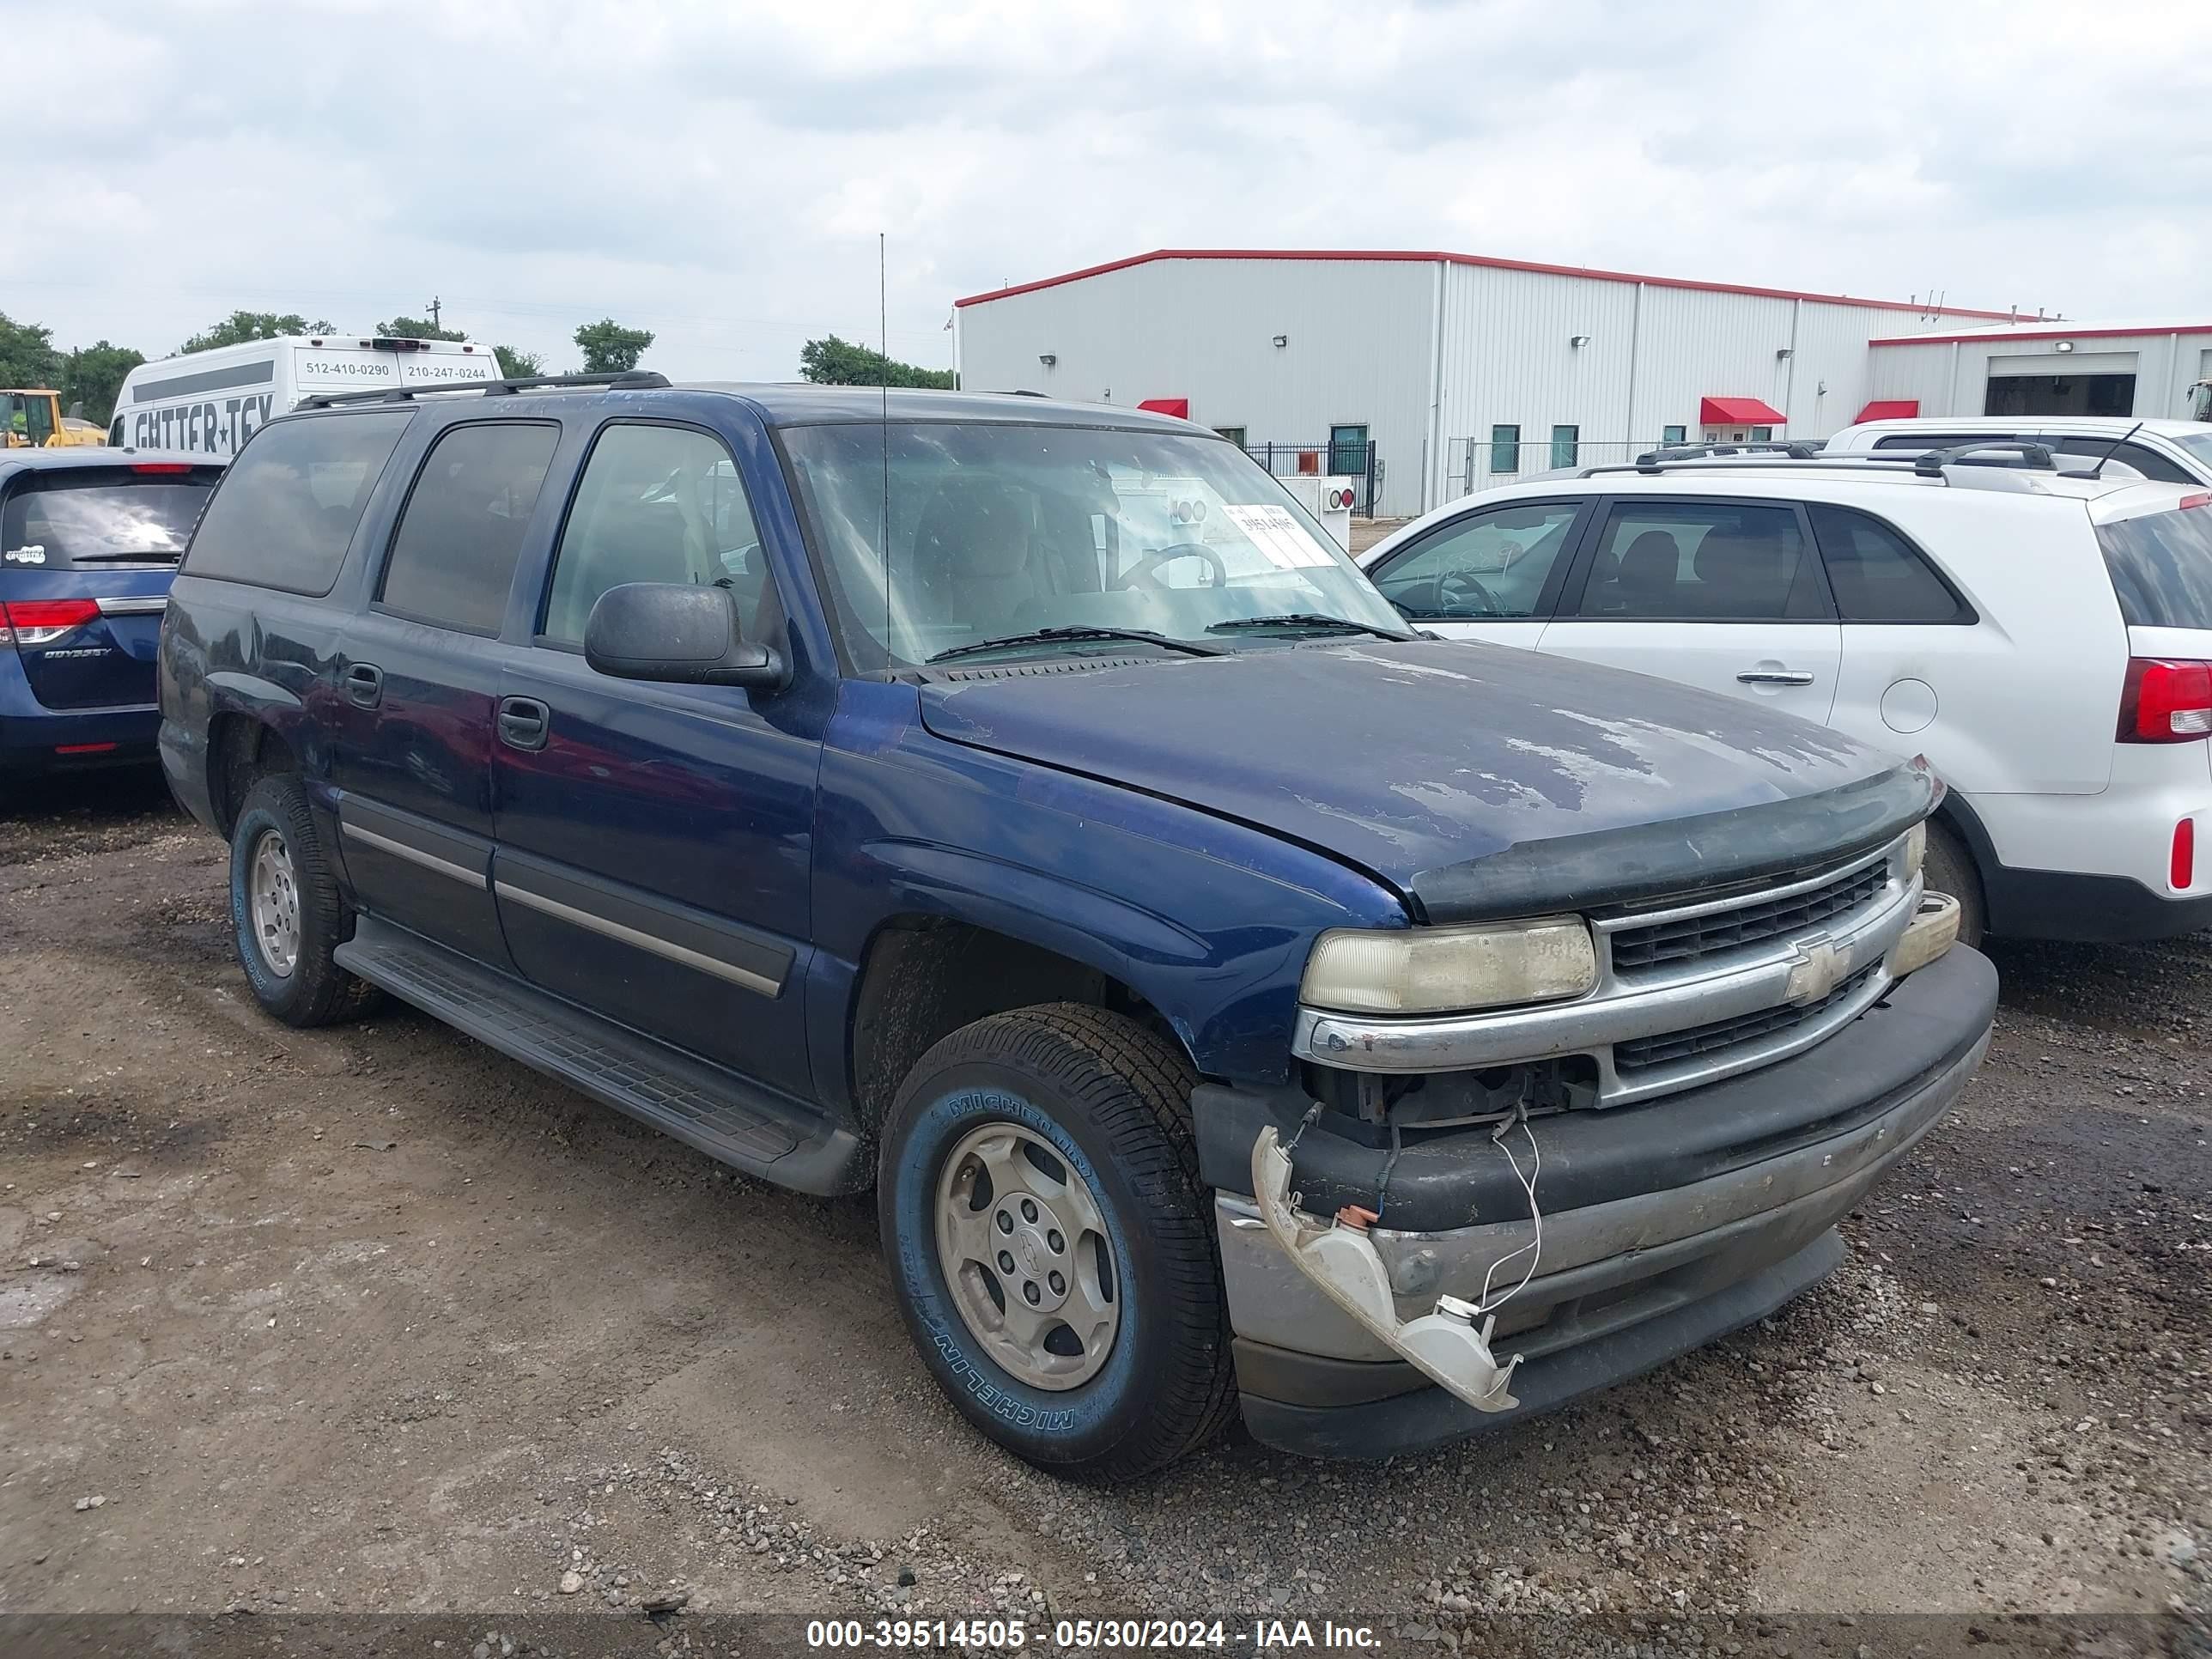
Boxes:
[1249,1127,1521,1413]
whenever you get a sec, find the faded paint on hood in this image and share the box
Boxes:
[918,640,1905,908]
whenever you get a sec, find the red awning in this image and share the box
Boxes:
[1700,396,1786,426]
[1854,398,1921,422]
[1137,398,1189,419]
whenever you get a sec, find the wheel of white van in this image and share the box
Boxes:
[1923,820,1986,949]
[878,1004,1235,1481]
[228,774,382,1027]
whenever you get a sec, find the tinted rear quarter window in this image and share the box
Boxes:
[3,470,219,571]
[184,410,414,595]
[1807,504,1966,623]
[377,422,560,635]
[2098,506,2212,629]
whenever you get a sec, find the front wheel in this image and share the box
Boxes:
[878,1004,1234,1481]
[1923,819,1986,948]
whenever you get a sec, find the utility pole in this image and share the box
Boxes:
[425,296,442,331]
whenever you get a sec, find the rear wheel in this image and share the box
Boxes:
[878,1004,1234,1481]
[228,774,381,1027]
[1923,819,1985,948]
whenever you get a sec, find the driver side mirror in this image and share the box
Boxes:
[583,582,786,690]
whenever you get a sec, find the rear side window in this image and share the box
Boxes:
[1575,501,1825,621]
[1807,504,1966,623]
[184,411,413,595]
[2098,506,2212,629]
[378,422,560,635]
[3,470,219,571]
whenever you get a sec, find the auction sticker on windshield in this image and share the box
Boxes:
[1221,503,1334,570]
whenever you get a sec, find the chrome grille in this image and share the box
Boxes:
[1613,965,1881,1073]
[1609,861,1885,972]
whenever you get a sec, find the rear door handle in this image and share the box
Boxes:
[1736,669,1815,686]
[344,663,384,708]
[497,696,550,751]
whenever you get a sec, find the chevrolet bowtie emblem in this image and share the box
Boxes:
[1783,933,1843,1005]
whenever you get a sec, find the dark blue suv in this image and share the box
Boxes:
[2,448,222,772]
[158,373,1996,1480]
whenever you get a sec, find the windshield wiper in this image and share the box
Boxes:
[64,550,182,564]
[927,626,1226,665]
[1205,612,1414,641]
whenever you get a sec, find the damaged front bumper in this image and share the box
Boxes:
[1198,942,1998,1461]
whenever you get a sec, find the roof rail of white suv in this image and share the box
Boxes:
[1584,441,2063,489]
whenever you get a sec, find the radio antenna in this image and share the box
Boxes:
[880,232,891,672]
[2082,420,2144,481]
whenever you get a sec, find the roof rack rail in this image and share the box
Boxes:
[295,369,671,410]
[1578,440,2065,487]
[1633,441,1825,467]
[1911,440,2052,476]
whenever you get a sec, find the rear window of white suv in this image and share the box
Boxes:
[2097,502,2212,629]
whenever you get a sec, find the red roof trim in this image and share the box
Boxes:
[952,248,2017,319]
[1701,396,1786,425]
[1871,323,2212,348]
[1855,399,1921,422]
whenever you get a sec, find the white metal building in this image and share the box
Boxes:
[951,250,2018,517]
[1863,319,2212,425]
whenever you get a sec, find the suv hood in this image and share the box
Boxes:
[918,641,1925,920]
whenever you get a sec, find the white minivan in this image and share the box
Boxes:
[110,335,499,457]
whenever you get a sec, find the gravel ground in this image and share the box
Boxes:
[0,769,2204,1655]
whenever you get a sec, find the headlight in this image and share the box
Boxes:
[1902,822,1927,881]
[1301,918,1597,1016]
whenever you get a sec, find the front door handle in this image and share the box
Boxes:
[344,663,384,708]
[497,696,550,751]
[1736,669,1815,686]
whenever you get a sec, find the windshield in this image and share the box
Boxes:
[3,472,216,569]
[780,422,1406,669]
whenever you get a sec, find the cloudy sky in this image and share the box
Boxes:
[13,0,2209,375]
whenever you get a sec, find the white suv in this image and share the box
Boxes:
[1824,416,2212,487]
[1359,448,2212,945]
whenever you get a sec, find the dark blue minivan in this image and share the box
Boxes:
[156,374,1995,1480]
[2,449,224,773]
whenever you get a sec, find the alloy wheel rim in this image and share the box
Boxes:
[933,1121,1120,1390]
[248,829,301,979]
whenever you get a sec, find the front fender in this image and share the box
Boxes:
[811,681,1406,1094]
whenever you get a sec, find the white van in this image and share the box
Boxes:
[1823,415,2212,487]
[110,335,500,456]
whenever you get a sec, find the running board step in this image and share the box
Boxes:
[336,917,863,1194]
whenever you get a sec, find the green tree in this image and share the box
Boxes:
[799,334,954,389]
[493,345,544,379]
[376,314,466,342]
[59,342,146,427]
[180,311,337,353]
[0,312,62,389]
[574,318,655,375]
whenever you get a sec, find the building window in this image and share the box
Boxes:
[1214,426,1247,449]
[1328,424,1369,476]
[1490,424,1520,474]
[1551,425,1579,469]
[1751,425,1774,442]
[1662,424,1686,446]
